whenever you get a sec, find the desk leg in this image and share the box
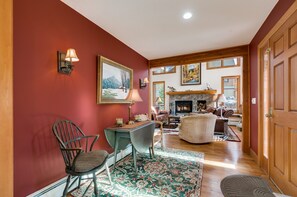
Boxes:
[113,133,119,171]
[132,145,137,172]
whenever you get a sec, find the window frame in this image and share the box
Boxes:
[207,57,241,70]
[221,75,241,113]
[152,66,176,75]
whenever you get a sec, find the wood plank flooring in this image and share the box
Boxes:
[163,126,277,196]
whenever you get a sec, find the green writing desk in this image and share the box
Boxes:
[104,121,155,172]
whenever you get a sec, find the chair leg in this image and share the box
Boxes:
[63,175,71,197]
[105,162,112,185]
[78,176,81,189]
[151,145,155,158]
[132,146,137,172]
[93,172,98,197]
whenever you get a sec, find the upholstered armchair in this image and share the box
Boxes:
[151,106,169,124]
[178,114,217,143]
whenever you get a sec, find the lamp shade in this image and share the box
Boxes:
[128,89,143,102]
[155,97,162,104]
[218,94,227,103]
[143,77,149,83]
[65,48,79,62]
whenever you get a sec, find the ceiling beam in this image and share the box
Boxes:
[149,45,249,67]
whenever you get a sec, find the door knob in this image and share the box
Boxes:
[265,113,272,118]
[265,107,273,118]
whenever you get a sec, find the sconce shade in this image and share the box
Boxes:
[57,48,79,75]
[143,77,149,83]
[65,48,79,62]
[128,89,143,102]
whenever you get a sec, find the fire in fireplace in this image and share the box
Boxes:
[175,100,192,113]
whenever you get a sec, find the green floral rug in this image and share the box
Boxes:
[71,147,204,197]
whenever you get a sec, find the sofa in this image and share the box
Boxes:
[206,107,234,118]
[178,113,217,143]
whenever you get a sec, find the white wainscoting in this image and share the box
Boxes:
[27,146,132,197]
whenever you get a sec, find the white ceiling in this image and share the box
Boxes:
[62,0,278,60]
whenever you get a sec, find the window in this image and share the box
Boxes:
[207,57,240,69]
[152,66,176,75]
[221,76,240,112]
[153,81,165,110]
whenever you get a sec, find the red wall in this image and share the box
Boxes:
[13,0,149,196]
[249,0,295,154]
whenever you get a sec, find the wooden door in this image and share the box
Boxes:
[269,10,297,196]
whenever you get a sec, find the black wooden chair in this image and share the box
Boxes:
[52,120,112,197]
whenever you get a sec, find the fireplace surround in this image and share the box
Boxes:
[168,91,215,114]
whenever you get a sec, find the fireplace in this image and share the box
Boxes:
[175,100,192,113]
[197,100,207,111]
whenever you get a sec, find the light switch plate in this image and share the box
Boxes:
[251,98,256,104]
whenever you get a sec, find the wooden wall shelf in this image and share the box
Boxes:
[166,90,217,95]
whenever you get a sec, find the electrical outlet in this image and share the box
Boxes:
[251,98,256,104]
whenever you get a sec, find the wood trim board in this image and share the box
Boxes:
[0,0,14,196]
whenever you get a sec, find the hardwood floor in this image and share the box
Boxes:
[163,126,277,196]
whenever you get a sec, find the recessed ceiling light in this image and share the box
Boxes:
[183,12,192,20]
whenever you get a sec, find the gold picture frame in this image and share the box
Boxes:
[181,63,201,85]
[97,56,133,104]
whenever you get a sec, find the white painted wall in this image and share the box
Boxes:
[150,62,242,111]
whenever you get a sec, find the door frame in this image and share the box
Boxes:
[0,0,14,195]
[257,1,297,170]
[149,45,250,153]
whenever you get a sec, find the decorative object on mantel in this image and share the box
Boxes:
[206,82,213,90]
[97,56,133,104]
[167,86,176,92]
[166,90,217,95]
[181,63,201,85]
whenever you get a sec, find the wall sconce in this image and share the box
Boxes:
[139,77,149,88]
[57,48,79,75]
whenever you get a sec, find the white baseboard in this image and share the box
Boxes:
[27,146,132,197]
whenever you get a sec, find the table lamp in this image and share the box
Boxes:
[217,94,227,118]
[155,97,162,107]
[127,89,143,121]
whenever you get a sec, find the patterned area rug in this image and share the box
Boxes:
[71,147,204,197]
[163,126,241,142]
[214,127,241,142]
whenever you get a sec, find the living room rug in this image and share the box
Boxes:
[214,126,241,142]
[71,147,204,197]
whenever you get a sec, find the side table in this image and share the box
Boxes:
[214,118,229,135]
[167,115,181,128]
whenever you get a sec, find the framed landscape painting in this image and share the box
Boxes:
[181,63,201,85]
[97,56,133,104]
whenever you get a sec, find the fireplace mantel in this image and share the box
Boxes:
[166,90,217,95]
